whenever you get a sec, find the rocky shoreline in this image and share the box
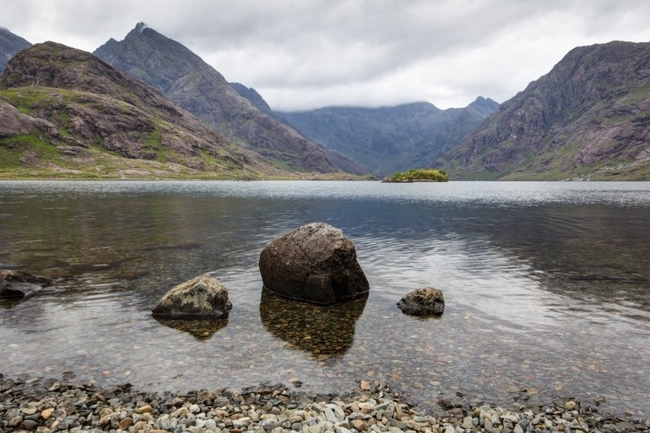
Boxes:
[1,374,648,433]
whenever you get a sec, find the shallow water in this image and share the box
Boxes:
[1,180,649,416]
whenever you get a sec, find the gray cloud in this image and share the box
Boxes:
[4,0,650,111]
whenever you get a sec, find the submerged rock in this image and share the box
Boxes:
[259,222,370,305]
[0,270,54,299]
[151,274,232,320]
[260,288,367,354]
[397,287,445,316]
[153,317,229,340]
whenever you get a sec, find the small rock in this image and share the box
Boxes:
[9,416,24,427]
[22,419,39,430]
[0,269,54,298]
[205,419,218,431]
[352,419,369,431]
[397,287,445,316]
[152,274,232,319]
[119,416,133,430]
[21,406,38,415]
[133,420,148,431]
[136,405,153,414]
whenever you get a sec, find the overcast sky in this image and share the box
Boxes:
[4,0,650,111]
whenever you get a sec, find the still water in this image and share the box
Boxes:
[1,181,649,416]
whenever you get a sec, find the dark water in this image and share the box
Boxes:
[1,181,649,417]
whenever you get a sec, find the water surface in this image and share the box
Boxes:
[1,181,649,417]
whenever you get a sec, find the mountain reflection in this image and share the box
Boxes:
[259,288,367,355]
[467,204,650,310]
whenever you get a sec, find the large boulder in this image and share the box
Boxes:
[0,270,54,299]
[397,287,445,316]
[259,222,370,305]
[151,274,232,320]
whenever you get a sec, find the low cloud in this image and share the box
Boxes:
[4,0,650,110]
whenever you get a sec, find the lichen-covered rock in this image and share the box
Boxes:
[397,287,445,316]
[0,270,53,299]
[259,222,370,305]
[151,274,232,319]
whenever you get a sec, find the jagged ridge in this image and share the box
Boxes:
[0,27,31,73]
[437,41,650,181]
[276,97,499,176]
[94,23,367,175]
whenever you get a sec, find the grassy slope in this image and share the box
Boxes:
[0,87,361,180]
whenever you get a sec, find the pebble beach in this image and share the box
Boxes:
[1,374,648,433]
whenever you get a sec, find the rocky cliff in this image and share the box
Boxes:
[94,23,367,175]
[229,83,273,115]
[276,97,499,176]
[0,27,31,73]
[0,42,289,179]
[437,41,650,180]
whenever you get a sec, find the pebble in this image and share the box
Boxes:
[0,375,648,433]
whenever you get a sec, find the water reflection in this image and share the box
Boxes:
[259,288,367,355]
[153,316,229,340]
[0,298,23,310]
[464,204,650,313]
[2,181,650,417]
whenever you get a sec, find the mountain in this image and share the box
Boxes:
[437,41,650,180]
[276,97,499,176]
[94,23,367,175]
[0,27,31,72]
[0,42,293,179]
[229,82,273,114]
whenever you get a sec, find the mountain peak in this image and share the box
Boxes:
[134,22,150,33]
[466,96,500,117]
[94,25,367,175]
[94,23,214,93]
[0,40,285,179]
[0,27,32,72]
[437,40,650,180]
[125,22,156,39]
[1,41,174,109]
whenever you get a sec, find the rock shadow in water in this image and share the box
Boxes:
[259,288,367,355]
[0,298,23,310]
[152,316,229,340]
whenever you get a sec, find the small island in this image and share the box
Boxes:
[382,168,449,183]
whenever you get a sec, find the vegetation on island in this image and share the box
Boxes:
[382,168,449,183]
